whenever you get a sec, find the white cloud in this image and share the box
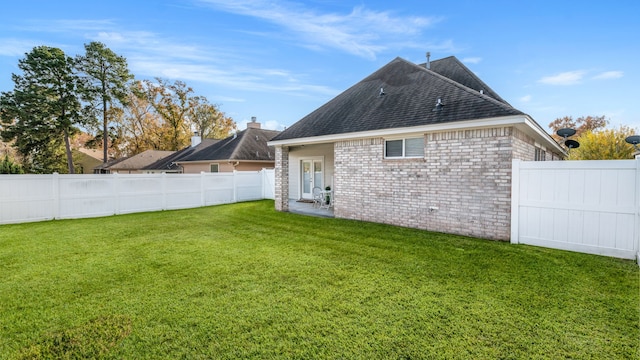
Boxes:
[592,71,623,80]
[462,57,481,64]
[538,70,586,85]
[4,13,340,100]
[214,96,246,103]
[519,95,532,103]
[196,0,442,59]
[0,38,38,56]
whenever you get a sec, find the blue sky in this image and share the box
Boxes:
[1,0,638,134]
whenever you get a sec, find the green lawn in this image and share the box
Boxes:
[0,200,638,359]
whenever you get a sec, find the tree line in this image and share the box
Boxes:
[0,43,236,174]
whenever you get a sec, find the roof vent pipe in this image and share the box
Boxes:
[426,52,431,70]
[433,98,444,112]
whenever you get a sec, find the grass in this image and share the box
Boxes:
[0,200,638,359]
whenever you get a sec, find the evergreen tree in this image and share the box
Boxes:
[0,155,24,174]
[0,46,83,173]
[76,41,133,163]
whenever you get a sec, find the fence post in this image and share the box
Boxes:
[233,170,237,203]
[200,172,206,207]
[261,168,266,199]
[633,155,640,266]
[510,159,520,244]
[162,172,167,210]
[114,172,120,215]
[52,172,60,220]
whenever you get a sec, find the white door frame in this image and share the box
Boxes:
[300,157,324,199]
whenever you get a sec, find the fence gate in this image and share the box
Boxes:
[511,159,640,260]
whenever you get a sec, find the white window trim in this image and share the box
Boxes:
[384,136,425,159]
[210,163,220,172]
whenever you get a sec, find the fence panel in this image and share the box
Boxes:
[202,173,235,206]
[58,174,117,219]
[512,159,640,260]
[0,175,56,223]
[0,170,274,225]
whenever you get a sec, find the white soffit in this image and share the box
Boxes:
[269,115,564,154]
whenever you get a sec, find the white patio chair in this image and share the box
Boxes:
[312,187,323,208]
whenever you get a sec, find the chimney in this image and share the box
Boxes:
[426,52,431,70]
[247,116,261,129]
[191,131,201,147]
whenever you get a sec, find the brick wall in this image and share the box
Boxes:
[274,146,289,211]
[334,127,526,240]
[512,127,563,161]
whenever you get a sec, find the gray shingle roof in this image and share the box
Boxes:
[181,127,281,162]
[271,56,524,142]
[143,139,220,171]
[105,150,175,170]
[424,56,510,105]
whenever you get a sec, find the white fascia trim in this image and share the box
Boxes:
[175,159,230,165]
[175,159,274,165]
[269,115,564,154]
[521,116,566,154]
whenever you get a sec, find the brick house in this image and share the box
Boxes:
[268,56,564,240]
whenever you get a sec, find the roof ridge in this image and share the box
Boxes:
[408,60,520,114]
[425,56,510,105]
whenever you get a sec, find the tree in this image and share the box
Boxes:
[566,125,637,160]
[190,101,236,140]
[0,155,23,174]
[76,41,133,163]
[0,46,83,174]
[143,79,196,151]
[548,115,608,144]
[109,79,237,156]
[109,81,165,156]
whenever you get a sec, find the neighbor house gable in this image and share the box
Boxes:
[143,139,220,173]
[175,127,281,173]
[97,150,175,174]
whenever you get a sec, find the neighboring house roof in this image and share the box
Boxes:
[177,127,280,163]
[102,150,175,171]
[143,139,220,171]
[270,56,530,143]
[76,147,103,161]
[94,155,129,171]
[73,148,103,174]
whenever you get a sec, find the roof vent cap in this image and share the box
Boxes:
[433,98,444,112]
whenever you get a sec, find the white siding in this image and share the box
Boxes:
[287,143,334,200]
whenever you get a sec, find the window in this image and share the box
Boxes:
[385,137,424,158]
[534,147,546,161]
[210,163,219,172]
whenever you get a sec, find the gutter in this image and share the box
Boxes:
[268,115,565,155]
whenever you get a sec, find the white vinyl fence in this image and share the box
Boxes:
[0,169,275,225]
[511,159,640,260]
